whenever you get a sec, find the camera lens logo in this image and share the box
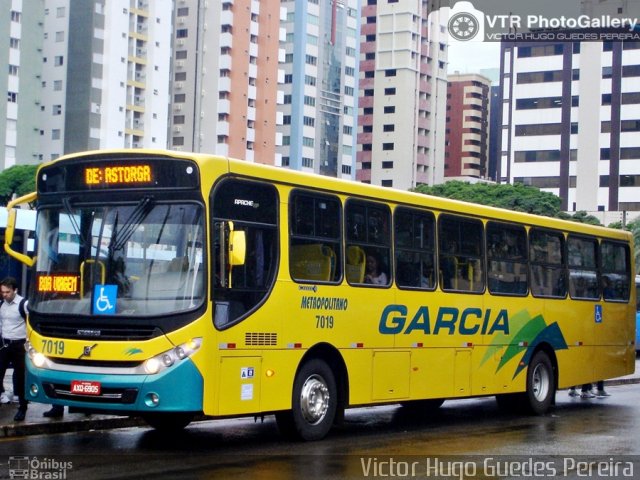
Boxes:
[448,12,480,41]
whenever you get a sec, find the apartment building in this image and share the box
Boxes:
[277,0,359,178]
[498,40,640,214]
[357,0,447,190]
[168,0,282,164]
[1,1,44,169]
[39,0,172,161]
[445,73,490,179]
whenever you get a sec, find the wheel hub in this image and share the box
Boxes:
[300,374,330,425]
[532,363,550,401]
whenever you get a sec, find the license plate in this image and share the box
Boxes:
[70,380,101,396]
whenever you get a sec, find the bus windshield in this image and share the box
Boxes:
[30,201,205,317]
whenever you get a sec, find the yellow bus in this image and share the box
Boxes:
[5,149,635,440]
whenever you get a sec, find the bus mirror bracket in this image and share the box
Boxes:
[4,192,37,267]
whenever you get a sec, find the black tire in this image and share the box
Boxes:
[142,412,193,432]
[524,351,555,414]
[276,359,337,441]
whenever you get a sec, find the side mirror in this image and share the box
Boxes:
[4,192,37,267]
[217,221,246,288]
[229,230,246,266]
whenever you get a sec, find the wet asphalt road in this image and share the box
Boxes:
[1,383,639,479]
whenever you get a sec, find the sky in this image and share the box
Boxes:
[447,41,500,75]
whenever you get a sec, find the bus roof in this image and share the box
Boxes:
[39,149,632,242]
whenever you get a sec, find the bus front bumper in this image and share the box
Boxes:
[25,357,204,413]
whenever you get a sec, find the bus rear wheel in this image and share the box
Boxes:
[276,359,337,441]
[525,351,555,414]
[142,412,193,432]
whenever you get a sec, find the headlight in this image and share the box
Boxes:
[140,337,202,375]
[26,341,52,369]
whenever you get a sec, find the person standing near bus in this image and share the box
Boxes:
[0,277,29,421]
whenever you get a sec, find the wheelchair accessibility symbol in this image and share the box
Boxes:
[594,304,603,324]
[93,284,117,315]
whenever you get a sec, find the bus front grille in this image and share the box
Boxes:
[34,324,162,341]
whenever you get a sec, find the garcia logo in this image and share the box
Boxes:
[378,304,509,335]
[447,1,485,41]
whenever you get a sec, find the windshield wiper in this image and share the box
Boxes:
[111,196,155,252]
[62,197,87,245]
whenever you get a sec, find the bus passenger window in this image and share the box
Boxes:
[529,229,566,298]
[438,214,484,293]
[395,208,436,290]
[289,191,342,283]
[487,222,528,296]
[567,235,598,300]
[346,200,391,286]
[600,241,630,301]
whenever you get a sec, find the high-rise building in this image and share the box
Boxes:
[498,40,640,214]
[1,1,44,169]
[277,0,359,178]
[444,73,490,179]
[168,0,283,164]
[357,0,447,190]
[39,0,172,161]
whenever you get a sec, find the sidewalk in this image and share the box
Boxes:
[1,360,639,438]
[0,369,144,438]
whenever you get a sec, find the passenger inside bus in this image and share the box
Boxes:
[364,251,388,285]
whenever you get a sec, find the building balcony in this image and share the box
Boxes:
[359,96,374,108]
[357,150,372,162]
[218,99,231,114]
[416,153,429,166]
[217,121,230,136]
[220,32,233,48]
[218,76,231,93]
[221,10,233,26]
[360,59,376,72]
[362,5,377,16]
[219,54,232,70]
[246,127,255,142]
[361,23,376,36]
[357,131,373,142]
[360,77,375,89]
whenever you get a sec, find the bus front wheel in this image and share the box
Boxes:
[525,351,555,414]
[276,359,337,441]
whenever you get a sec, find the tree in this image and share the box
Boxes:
[0,165,38,205]
[618,217,640,274]
[413,181,601,225]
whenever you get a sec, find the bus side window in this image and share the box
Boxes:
[345,200,391,286]
[530,229,566,298]
[487,222,528,296]
[600,241,630,301]
[289,190,342,283]
[395,207,436,290]
[438,214,484,293]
